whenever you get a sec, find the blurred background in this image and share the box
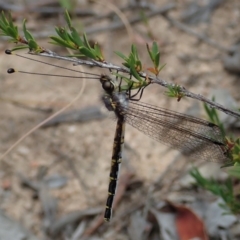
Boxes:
[0,0,239,239]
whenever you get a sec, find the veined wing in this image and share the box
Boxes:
[118,100,229,163]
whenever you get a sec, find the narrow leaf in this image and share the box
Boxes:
[131,44,140,60]
[115,51,127,61]
[55,27,63,38]
[0,12,9,26]
[71,28,83,46]
[64,10,72,28]
[131,44,137,56]
[80,46,96,59]
[6,26,17,39]
[8,13,15,30]
[83,33,91,49]
[23,19,33,41]
[146,43,154,62]
[152,41,159,56]
[28,39,38,50]
[94,43,104,61]
[129,62,141,81]
[154,52,160,68]
[123,62,130,68]
[50,36,75,49]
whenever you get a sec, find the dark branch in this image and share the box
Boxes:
[33,50,240,120]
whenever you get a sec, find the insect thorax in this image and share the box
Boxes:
[102,94,115,111]
[102,92,128,116]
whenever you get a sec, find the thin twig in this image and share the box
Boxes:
[33,51,240,119]
[151,78,240,119]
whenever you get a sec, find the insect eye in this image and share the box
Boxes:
[102,81,114,93]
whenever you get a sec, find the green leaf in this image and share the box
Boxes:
[6,26,18,39]
[1,25,10,35]
[67,32,75,43]
[28,39,38,50]
[165,84,184,100]
[23,19,34,41]
[55,27,71,43]
[61,28,70,41]
[203,103,212,120]
[94,43,104,61]
[152,41,159,56]
[8,13,15,29]
[131,44,137,55]
[146,41,165,75]
[122,62,130,68]
[71,28,83,46]
[50,36,75,49]
[146,43,154,62]
[0,12,19,39]
[0,22,6,33]
[82,33,91,49]
[0,12,8,25]
[131,44,139,60]
[0,12,10,29]
[80,46,96,59]
[203,98,225,135]
[0,18,7,30]
[154,51,160,68]
[116,45,143,72]
[55,27,63,38]
[115,51,127,61]
[13,26,18,38]
[190,167,240,214]
[129,62,141,81]
[64,10,72,27]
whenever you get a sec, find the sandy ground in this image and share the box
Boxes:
[0,0,239,238]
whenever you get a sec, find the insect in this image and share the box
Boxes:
[99,73,230,221]
[6,50,231,222]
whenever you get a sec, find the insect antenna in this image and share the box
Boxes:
[5,49,101,80]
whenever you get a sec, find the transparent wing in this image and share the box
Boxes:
[119,100,229,163]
